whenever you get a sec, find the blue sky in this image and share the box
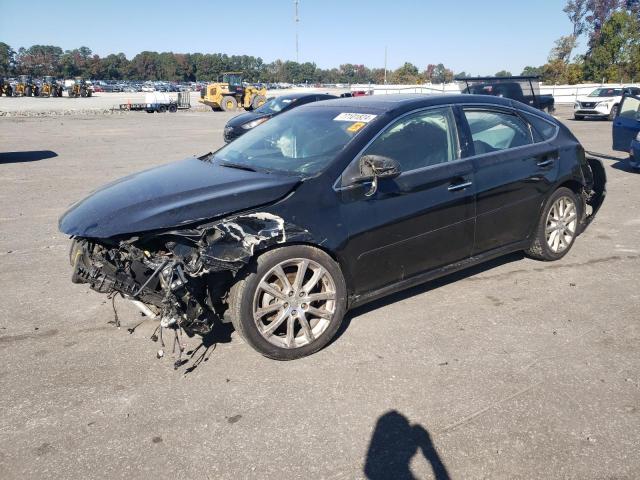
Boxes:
[0,0,579,75]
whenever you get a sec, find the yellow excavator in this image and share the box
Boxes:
[199,72,267,111]
[39,76,63,97]
[14,75,38,96]
[68,77,92,98]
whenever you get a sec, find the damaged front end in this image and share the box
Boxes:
[579,156,607,233]
[70,212,310,338]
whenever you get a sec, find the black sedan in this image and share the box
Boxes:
[223,92,337,142]
[60,94,605,361]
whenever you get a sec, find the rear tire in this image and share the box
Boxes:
[525,187,581,261]
[158,105,167,113]
[228,245,347,360]
[25,86,32,97]
[220,96,237,111]
[168,104,177,113]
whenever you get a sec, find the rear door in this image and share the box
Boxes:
[460,106,559,254]
[613,95,640,151]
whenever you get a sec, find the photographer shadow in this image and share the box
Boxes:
[364,410,450,480]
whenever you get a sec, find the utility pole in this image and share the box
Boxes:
[294,0,300,63]
[384,46,387,85]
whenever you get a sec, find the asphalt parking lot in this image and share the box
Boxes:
[0,105,638,479]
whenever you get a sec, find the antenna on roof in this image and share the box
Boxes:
[294,0,300,63]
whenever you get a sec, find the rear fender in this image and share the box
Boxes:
[579,157,606,232]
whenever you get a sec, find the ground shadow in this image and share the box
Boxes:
[585,150,625,162]
[364,410,450,480]
[0,150,58,164]
[585,151,639,173]
[610,159,640,173]
[183,321,234,374]
[332,251,524,344]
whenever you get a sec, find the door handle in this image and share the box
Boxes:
[537,159,554,167]
[448,180,472,192]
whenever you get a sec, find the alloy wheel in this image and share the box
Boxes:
[253,258,337,349]
[545,196,578,253]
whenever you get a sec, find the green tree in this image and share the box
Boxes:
[17,45,63,76]
[494,70,513,77]
[583,10,640,81]
[0,42,16,76]
[431,63,454,83]
[391,62,421,83]
[521,65,544,76]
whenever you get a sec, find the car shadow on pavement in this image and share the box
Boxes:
[610,159,639,173]
[0,150,58,164]
[364,410,451,480]
[585,150,625,162]
[335,252,525,343]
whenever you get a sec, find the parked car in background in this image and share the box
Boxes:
[575,86,640,120]
[60,94,605,360]
[223,92,337,142]
[612,93,640,170]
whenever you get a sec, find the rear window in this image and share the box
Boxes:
[522,113,558,142]
[464,109,532,153]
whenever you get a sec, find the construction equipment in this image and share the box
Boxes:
[0,77,12,97]
[68,77,92,98]
[39,76,63,97]
[199,72,267,111]
[14,75,38,97]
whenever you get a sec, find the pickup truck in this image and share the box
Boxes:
[457,76,555,113]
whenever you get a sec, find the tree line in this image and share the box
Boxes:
[1,1,638,85]
[0,43,465,84]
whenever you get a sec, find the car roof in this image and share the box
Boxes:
[304,93,516,113]
[277,92,334,100]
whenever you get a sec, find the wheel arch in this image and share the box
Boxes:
[254,240,355,294]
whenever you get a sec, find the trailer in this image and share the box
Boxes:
[119,91,191,113]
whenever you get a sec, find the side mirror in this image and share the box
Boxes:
[359,155,401,197]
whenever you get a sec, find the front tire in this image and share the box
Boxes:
[251,94,266,110]
[608,104,619,121]
[220,96,237,111]
[574,114,584,120]
[228,245,347,360]
[526,187,581,261]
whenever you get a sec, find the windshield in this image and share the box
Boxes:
[589,88,622,97]
[214,107,375,176]
[255,96,298,114]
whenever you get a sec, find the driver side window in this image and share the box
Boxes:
[362,107,459,172]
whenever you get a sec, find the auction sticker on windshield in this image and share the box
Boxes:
[333,113,377,123]
[347,122,366,133]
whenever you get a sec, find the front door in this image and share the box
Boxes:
[612,95,640,152]
[338,107,476,295]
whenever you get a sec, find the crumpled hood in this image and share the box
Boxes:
[59,156,299,238]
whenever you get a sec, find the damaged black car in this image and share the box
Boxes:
[60,94,606,360]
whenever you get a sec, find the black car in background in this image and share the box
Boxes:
[223,92,337,142]
[60,94,605,360]
[457,76,556,113]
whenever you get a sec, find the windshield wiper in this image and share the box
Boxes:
[219,161,257,172]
